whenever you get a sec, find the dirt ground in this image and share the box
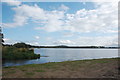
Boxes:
[2,58,120,78]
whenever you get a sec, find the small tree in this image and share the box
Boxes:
[0,27,4,45]
[13,42,31,48]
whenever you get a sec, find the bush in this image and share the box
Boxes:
[13,42,31,48]
[2,46,40,60]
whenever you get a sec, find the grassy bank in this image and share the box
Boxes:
[2,58,120,78]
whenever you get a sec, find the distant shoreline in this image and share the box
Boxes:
[31,46,119,49]
[33,47,119,49]
[4,43,119,49]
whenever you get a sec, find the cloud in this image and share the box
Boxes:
[91,0,119,2]
[73,35,118,46]
[64,2,118,33]
[3,4,46,28]
[36,2,117,33]
[3,15,27,28]
[46,37,53,41]
[3,2,118,34]
[3,38,40,46]
[35,10,65,32]
[52,35,118,46]
[3,4,65,30]
[4,0,21,6]
[2,2,118,46]
[59,4,69,11]
[3,38,10,42]
[35,36,40,39]
[63,32,74,37]
[3,38,18,44]
[26,42,40,46]
[53,40,75,45]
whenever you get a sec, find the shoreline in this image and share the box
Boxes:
[3,57,118,67]
[35,47,119,49]
[3,58,120,78]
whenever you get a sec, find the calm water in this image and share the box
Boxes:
[3,48,118,67]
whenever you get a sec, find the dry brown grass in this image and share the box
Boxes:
[2,58,120,78]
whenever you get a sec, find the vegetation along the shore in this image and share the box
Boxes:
[2,43,40,60]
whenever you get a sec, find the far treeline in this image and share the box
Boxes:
[3,43,119,49]
[33,45,119,49]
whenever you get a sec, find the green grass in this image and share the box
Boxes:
[3,58,120,69]
[8,71,16,74]
[3,71,16,76]
[34,70,45,72]
[25,72,34,76]
[93,60,109,63]
[3,58,119,78]
[21,69,27,72]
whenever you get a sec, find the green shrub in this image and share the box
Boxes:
[2,46,40,60]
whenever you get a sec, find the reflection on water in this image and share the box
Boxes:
[3,48,118,67]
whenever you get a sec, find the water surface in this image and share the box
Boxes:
[3,48,118,67]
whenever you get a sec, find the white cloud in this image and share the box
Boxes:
[3,15,27,28]
[52,35,118,46]
[63,32,74,37]
[105,30,118,33]
[3,4,65,30]
[3,38,40,46]
[46,37,53,40]
[53,40,75,45]
[3,38,10,42]
[3,4,46,28]
[3,2,118,33]
[4,0,21,6]
[64,2,118,33]
[35,36,40,39]
[36,2,117,33]
[91,0,119,2]
[59,4,69,11]
[36,10,65,32]
[73,35,118,46]
[26,42,40,46]
[3,38,18,44]
[2,2,119,46]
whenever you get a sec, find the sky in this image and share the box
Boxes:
[1,1,118,46]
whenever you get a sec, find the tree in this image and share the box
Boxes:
[13,42,31,48]
[0,27,4,45]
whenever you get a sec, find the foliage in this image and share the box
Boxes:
[2,46,40,60]
[0,27,4,44]
[13,42,31,48]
